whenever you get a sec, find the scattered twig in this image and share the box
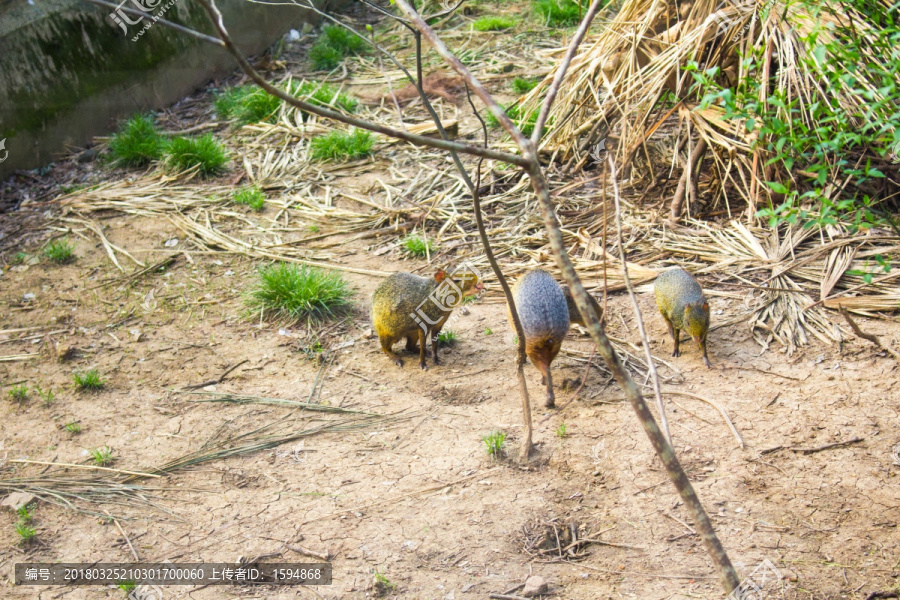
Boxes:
[285,544,330,561]
[864,592,899,600]
[794,437,865,455]
[840,306,900,366]
[10,459,162,479]
[104,510,140,561]
[182,359,249,390]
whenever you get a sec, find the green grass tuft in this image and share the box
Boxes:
[15,521,36,543]
[511,76,540,94]
[556,422,568,438]
[533,0,584,26]
[65,422,82,434]
[117,581,136,593]
[74,369,105,391]
[35,387,55,406]
[438,330,457,345]
[8,385,28,402]
[163,134,229,176]
[246,263,353,325]
[310,24,366,71]
[484,328,493,335]
[90,446,114,466]
[473,16,516,31]
[401,234,434,257]
[290,80,358,112]
[10,252,28,265]
[482,431,507,459]
[233,186,266,212]
[214,85,282,124]
[309,129,373,161]
[109,115,166,167]
[43,238,76,264]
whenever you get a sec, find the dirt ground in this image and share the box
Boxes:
[1,3,899,600]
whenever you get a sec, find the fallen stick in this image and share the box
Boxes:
[285,544,330,561]
[10,459,162,478]
[840,307,900,366]
[182,359,249,390]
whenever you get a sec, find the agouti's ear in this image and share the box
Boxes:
[434,270,446,283]
[702,302,709,312]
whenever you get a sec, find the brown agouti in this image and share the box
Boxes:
[561,284,604,328]
[654,268,711,367]
[507,269,572,408]
[372,269,482,370]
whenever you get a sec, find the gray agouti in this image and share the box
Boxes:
[509,269,593,407]
[654,268,711,367]
[561,284,604,328]
[372,270,482,370]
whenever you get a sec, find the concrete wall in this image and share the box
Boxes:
[0,0,336,178]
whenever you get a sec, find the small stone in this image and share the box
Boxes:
[164,238,179,247]
[522,576,548,598]
[1,492,36,512]
[56,343,78,362]
[460,307,470,316]
[288,29,300,41]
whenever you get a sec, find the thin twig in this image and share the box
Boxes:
[182,359,249,390]
[10,460,162,478]
[840,306,900,365]
[607,154,671,445]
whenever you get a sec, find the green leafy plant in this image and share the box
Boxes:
[109,114,167,167]
[533,0,584,26]
[8,385,28,402]
[233,186,266,212]
[117,581,136,593]
[16,505,33,523]
[511,76,540,94]
[685,0,900,233]
[401,234,434,257]
[43,238,75,264]
[246,263,353,325]
[474,16,516,31]
[310,24,366,70]
[556,422,568,438]
[308,224,321,233]
[373,569,396,593]
[163,134,229,176]
[90,446,114,466]
[10,252,27,265]
[309,129,374,161]
[65,422,82,434]
[74,369,105,391]
[437,330,457,345]
[484,328,493,335]
[482,431,507,459]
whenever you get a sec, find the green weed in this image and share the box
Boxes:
[8,385,28,402]
[109,115,166,167]
[214,85,282,124]
[10,252,27,265]
[309,129,373,161]
[482,431,507,459]
[90,446,114,466]
[474,16,516,31]
[401,234,434,257]
[65,422,82,434]
[511,76,540,94]
[290,80,358,113]
[484,328,493,335]
[556,422,568,438]
[233,186,266,211]
[43,238,75,264]
[246,263,353,325]
[35,387,55,406]
[486,104,538,136]
[438,330,457,345]
[163,134,229,176]
[533,0,584,26]
[310,24,366,70]
[15,521,36,543]
[74,369,105,391]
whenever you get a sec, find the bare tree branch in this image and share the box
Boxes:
[392,0,530,151]
[531,0,604,145]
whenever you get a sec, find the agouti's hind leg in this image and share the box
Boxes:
[663,315,680,357]
[380,335,403,367]
[405,336,418,352]
[528,339,563,408]
[672,327,681,357]
[417,327,429,370]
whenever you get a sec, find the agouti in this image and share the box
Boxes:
[654,268,711,367]
[508,269,574,408]
[372,270,482,370]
